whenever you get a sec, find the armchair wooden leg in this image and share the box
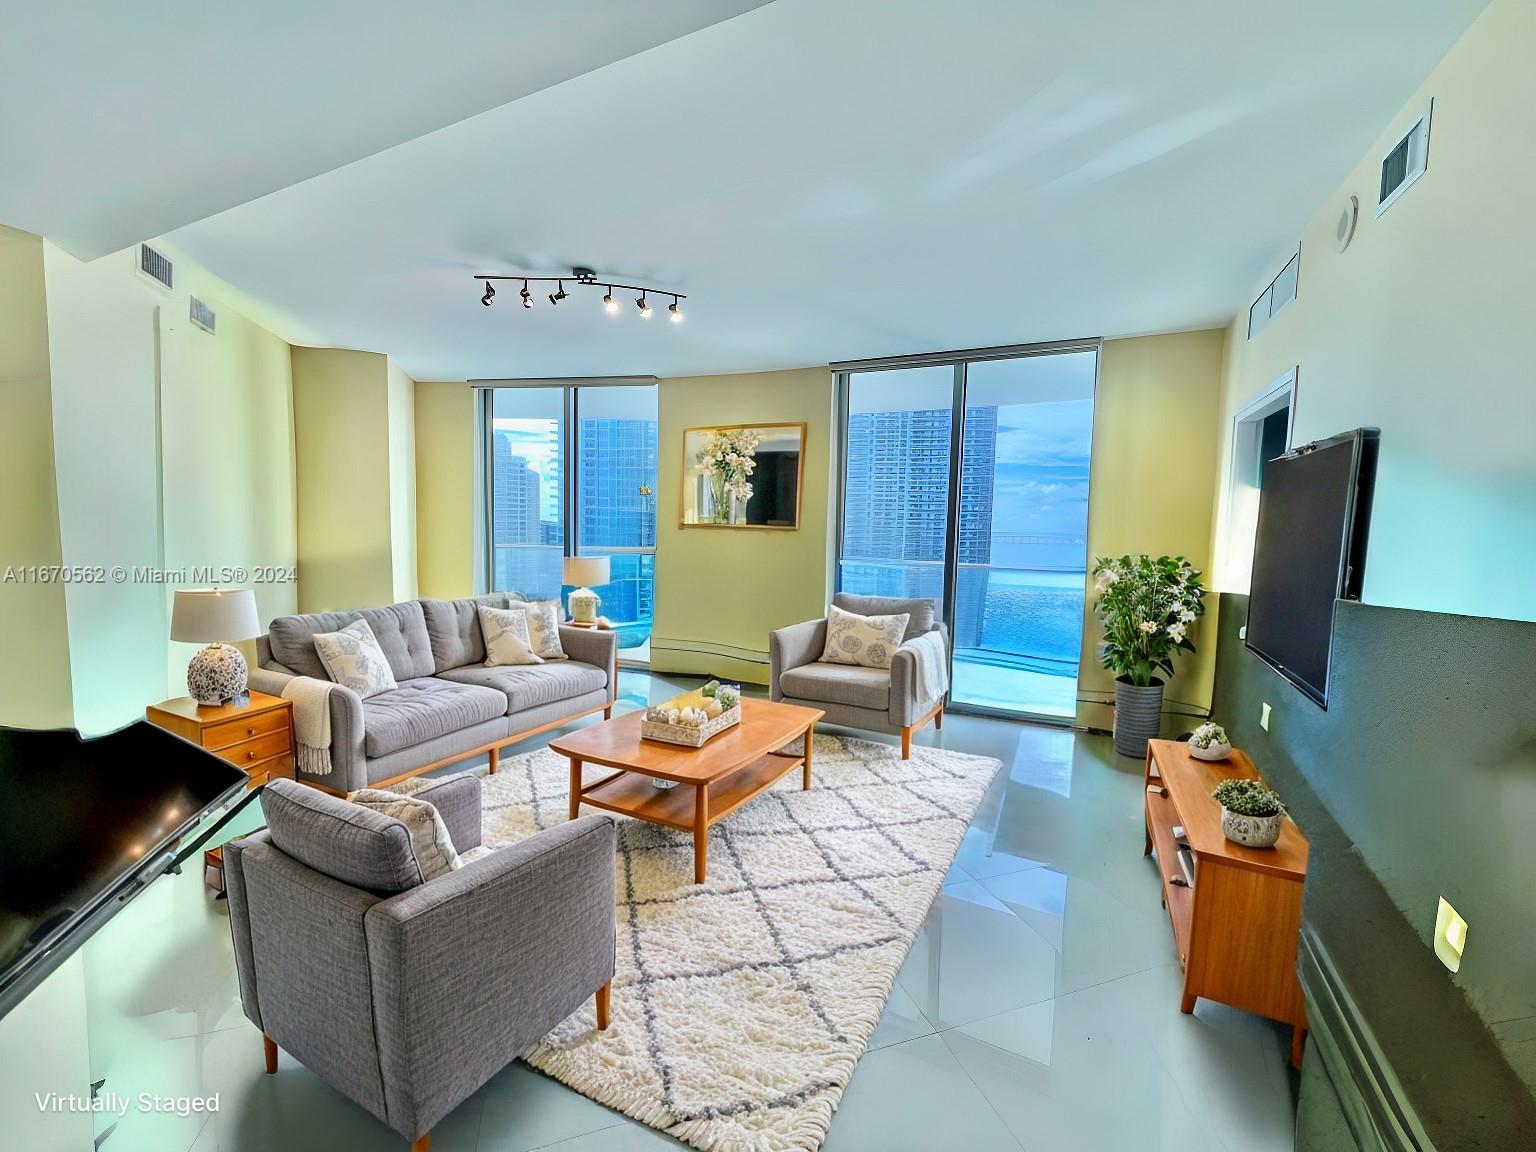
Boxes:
[262,1034,278,1074]
[934,707,943,731]
[488,746,499,775]
[603,704,613,719]
[900,726,913,759]
[411,1133,431,1152]
[596,980,611,1031]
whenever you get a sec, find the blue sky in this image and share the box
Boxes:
[990,399,1092,565]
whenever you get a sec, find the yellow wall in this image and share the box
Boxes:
[414,380,478,599]
[0,225,74,729]
[1213,0,1536,623]
[1078,330,1226,730]
[651,367,836,684]
[387,358,419,603]
[290,347,396,612]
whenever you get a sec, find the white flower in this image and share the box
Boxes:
[1093,569,1114,594]
[1138,620,1158,635]
[1179,607,1196,623]
[1167,621,1186,642]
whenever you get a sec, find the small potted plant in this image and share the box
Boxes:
[1092,554,1207,757]
[1188,722,1231,761]
[1211,779,1286,848]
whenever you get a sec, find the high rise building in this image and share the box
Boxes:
[576,417,659,628]
[491,433,555,594]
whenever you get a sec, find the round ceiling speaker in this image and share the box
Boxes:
[1335,195,1359,253]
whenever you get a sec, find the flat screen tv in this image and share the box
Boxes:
[0,722,248,1021]
[1245,427,1379,708]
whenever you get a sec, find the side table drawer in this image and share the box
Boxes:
[204,707,289,751]
[214,729,291,769]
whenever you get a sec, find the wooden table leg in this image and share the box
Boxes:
[568,757,583,820]
[802,722,815,790]
[1291,1024,1307,1068]
[693,783,710,883]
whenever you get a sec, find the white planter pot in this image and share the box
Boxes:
[1220,807,1283,848]
[1189,740,1232,761]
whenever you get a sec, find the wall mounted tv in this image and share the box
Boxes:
[1245,427,1379,708]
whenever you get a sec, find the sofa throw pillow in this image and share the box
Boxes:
[821,604,910,670]
[510,598,567,660]
[478,604,545,667]
[312,618,397,698]
[349,789,460,882]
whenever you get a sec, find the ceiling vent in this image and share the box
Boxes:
[189,296,216,335]
[137,243,173,291]
[1377,100,1432,217]
[1247,249,1299,340]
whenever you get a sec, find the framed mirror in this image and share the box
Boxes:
[680,423,806,529]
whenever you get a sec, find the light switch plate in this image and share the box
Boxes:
[1260,702,1272,731]
[1435,897,1467,973]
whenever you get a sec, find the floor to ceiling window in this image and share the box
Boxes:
[837,343,1097,720]
[485,380,658,664]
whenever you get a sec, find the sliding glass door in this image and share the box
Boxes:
[486,381,658,664]
[838,344,1097,721]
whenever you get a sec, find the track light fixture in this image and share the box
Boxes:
[474,267,686,324]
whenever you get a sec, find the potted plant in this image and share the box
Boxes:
[1211,778,1286,848]
[1188,722,1231,761]
[1092,554,1206,757]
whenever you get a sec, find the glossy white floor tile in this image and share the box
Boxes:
[74,672,1296,1152]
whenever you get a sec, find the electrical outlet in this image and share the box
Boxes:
[1238,625,1247,641]
[1260,702,1272,731]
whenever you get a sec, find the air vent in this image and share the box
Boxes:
[1377,100,1432,217]
[138,243,173,290]
[189,296,216,334]
[1247,249,1300,340]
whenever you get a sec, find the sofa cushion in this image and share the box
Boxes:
[349,789,460,880]
[478,604,545,667]
[261,778,424,893]
[268,600,436,681]
[312,618,397,699]
[779,661,892,712]
[437,661,608,716]
[360,677,508,759]
[832,593,935,642]
[821,604,909,670]
[420,593,525,671]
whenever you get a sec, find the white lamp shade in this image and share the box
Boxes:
[562,556,611,587]
[170,588,260,643]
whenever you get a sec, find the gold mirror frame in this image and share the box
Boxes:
[679,422,807,530]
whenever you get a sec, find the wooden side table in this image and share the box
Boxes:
[147,690,295,897]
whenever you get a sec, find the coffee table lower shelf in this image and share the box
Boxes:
[569,745,812,883]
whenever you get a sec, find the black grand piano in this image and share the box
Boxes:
[0,721,249,1021]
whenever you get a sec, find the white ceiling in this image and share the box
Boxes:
[6,1,1487,379]
[0,1,769,258]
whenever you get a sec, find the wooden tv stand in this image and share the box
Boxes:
[1143,739,1309,1067]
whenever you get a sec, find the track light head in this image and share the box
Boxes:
[548,280,568,306]
[669,297,684,323]
[636,293,652,318]
[481,283,495,306]
[603,288,618,313]
[520,280,533,309]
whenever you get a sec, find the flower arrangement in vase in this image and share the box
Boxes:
[1092,554,1206,758]
[695,429,761,524]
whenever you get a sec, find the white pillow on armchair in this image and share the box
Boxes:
[821,604,910,670]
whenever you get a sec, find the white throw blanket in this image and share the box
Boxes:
[282,675,335,776]
[906,629,950,704]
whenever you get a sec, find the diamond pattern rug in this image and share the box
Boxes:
[440,733,1000,1152]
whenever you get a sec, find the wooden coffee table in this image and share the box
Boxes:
[550,698,824,883]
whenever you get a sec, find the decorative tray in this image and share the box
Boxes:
[640,681,742,747]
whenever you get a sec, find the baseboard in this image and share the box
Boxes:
[648,636,771,686]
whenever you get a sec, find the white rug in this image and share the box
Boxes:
[433,733,1001,1152]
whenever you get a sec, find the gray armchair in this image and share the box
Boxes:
[770,593,949,758]
[225,777,616,1151]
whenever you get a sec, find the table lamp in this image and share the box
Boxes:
[562,556,610,624]
[171,588,261,705]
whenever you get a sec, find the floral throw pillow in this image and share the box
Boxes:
[312,618,397,698]
[821,604,910,670]
[509,598,567,660]
[478,604,545,667]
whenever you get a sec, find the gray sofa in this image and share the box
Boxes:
[769,593,948,758]
[251,594,618,794]
[226,776,616,1150]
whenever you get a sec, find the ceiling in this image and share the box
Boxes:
[3,1,1487,379]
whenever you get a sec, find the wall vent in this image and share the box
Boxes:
[189,296,216,334]
[1377,99,1432,217]
[138,243,173,290]
[1247,249,1300,340]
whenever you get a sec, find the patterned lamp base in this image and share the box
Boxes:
[188,642,249,705]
